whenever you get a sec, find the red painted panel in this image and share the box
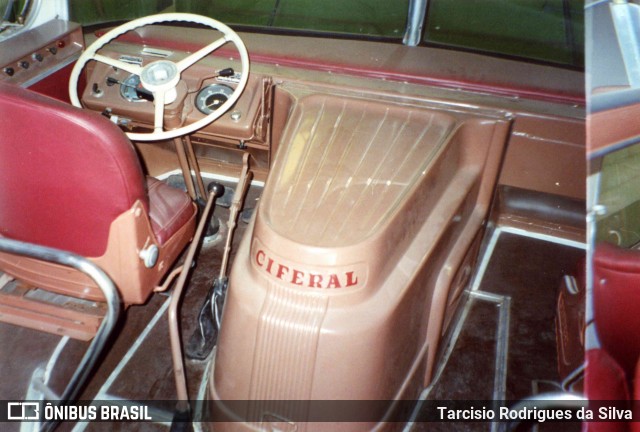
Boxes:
[26,62,85,104]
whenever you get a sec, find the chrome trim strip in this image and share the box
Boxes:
[43,336,70,385]
[499,226,586,249]
[193,353,215,431]
[20,52,80,88]
[71,298,171,432]
[156,168,266,187]
[405,291,509,431]
[471,227,501,292]
[141,47,172,58]
[98,298,170,395]
[403,292,475,430]
[610,1,640,88]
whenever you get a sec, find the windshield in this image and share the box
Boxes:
[68,0,583,68]
[424,0,583,67]
[0,0,29,35]
[69,0,409,39]
[594,139,640,248]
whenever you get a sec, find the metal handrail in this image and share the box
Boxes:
[0,237,121,432]
[502,391,586,432]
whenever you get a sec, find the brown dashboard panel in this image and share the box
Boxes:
[0,19,84,100]
[81,47,273,176]
[499,114,585,201]
[81,50,270,141]
[589,101,640,157]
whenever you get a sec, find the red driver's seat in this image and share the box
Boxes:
[0,82,197,338]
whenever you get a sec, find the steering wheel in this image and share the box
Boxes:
[68,13,249,142]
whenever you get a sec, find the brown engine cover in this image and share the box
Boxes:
[209,92,509,430]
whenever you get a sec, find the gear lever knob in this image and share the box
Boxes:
[208,182,225,199]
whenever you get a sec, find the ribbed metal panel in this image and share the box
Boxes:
[264,95,455,247]
[248,281,329,422]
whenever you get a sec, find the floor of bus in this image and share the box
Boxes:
[413,230,585,431]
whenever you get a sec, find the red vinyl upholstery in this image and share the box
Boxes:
[0,82,196,256]
[146,177,194,246]
[584,242,640,432]
[0,82,198,311]
[584,349,629,432]
[0,82,148,257]
[585,348,630,402]
[593,242,640,374]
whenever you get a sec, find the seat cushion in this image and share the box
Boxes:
[147,177,196,246]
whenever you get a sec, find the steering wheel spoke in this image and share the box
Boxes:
[93,54,142,76]
[153,89,166,133]
[176,36,229,72]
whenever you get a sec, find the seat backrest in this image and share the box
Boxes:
[593,242,640,375]
[0,82,147,257]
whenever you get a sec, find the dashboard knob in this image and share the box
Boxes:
[3,67,14,76]
[19,61,29,69]
[139,244,159,268]
[32,53,43,62]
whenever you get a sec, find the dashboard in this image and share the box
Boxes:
[0,20,83,95]
[80,44,271,146]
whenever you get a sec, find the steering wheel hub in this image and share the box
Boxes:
[140,60,179,91]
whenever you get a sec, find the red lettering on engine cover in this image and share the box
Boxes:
[255,249,359,289]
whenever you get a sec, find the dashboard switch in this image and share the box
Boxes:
[217,67,234,77]
[92,83,104,97]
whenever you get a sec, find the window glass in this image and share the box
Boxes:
[69,0,409,39]
[424,0,584,67]
[596,141,640,248]
[69,0,172,26]
[178,0,408,38]
[0,0,30,39]
[0,0,27,23]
